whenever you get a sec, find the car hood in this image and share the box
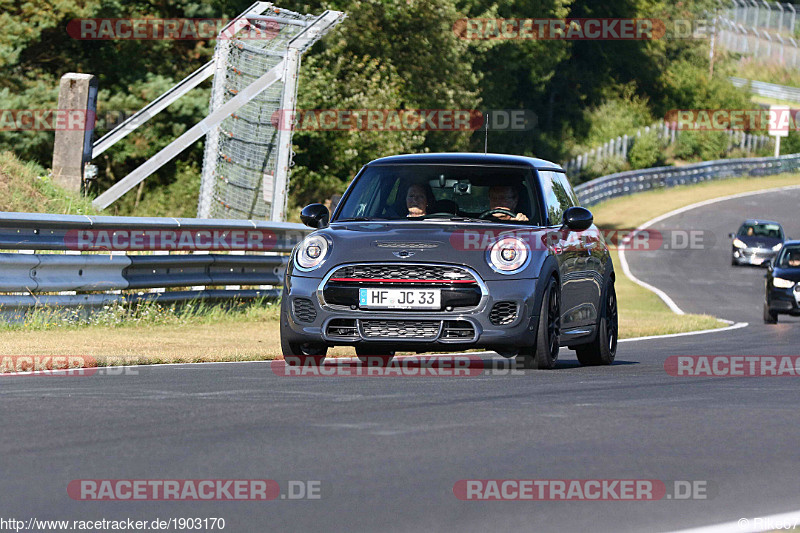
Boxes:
[736,235,782,249]
[299,221,554,281]
[772,267,800,282]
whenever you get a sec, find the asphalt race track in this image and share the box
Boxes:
[1,187,799,532]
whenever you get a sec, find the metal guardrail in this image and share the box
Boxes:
[0,212,307,250]
[574,153,800,207]
[0,214,310,316]
[730,77,800,103]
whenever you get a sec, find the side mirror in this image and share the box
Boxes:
[562,206,593,231]
[728,233,736,239]
[300,203,330,229]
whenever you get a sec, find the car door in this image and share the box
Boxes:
[538,170,596,329]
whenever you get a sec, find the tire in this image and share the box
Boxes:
[763,303,778,324]
[281,335,328,366]
[355,346,395,366]
[516,277,561,370]
[576,280,618,366]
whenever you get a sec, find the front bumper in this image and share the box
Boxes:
[733,247,777,266]
[767,284,800,315]
[281,273,540,351]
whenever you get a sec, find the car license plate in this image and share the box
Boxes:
[359,288,440,309]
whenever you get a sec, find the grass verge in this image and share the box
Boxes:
[0,151,97,214]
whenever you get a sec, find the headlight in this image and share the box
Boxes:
[295,234,330,271]
[773,277,795,289]
[487,237,529,274]
[732,238,747,249]
[773,243,783,251]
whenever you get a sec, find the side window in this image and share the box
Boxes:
[539,170,574,225]
[556,172,580,207]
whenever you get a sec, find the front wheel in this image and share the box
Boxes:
[575,280,618,366]
[516,277,561,370]
[281,336,328,366]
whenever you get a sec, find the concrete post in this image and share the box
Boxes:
[52,73,97,193]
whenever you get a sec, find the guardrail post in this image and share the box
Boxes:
[52,73,97,193]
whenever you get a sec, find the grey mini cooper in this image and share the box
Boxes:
[280,153,617,369]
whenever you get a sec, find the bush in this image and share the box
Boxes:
[673,131,729,162]
[580,155,630,182]
[628,131,663,169]
[781,131,800,154]
[581,87,655,148]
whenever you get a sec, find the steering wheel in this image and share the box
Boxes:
[478,208,517,220]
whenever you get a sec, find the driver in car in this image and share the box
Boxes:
[406,183,429,217]
[488,185,529,222]
[788,250,800,267]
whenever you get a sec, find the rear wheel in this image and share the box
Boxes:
[763,303,778,324]
[355,346,396,366]
[516,277,560,370]
[576,280,618,366]
[281,336,328,366]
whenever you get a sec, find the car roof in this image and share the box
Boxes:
[366,153,563,170]
[741,219,782,226]
[782,240,800,247]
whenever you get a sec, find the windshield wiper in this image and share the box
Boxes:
[336,217,387,222]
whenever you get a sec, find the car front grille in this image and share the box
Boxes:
[360,319,440,340]
[292,298,317,323]
[489,301,518,325]
[330,264,476,283]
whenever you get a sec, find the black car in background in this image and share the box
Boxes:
[764,241,800,323]
[280,153,617,369]
[730,220,785,267]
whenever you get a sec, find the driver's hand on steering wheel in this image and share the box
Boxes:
[492,212,529,222]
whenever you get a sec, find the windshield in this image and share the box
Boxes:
[334,164,542,225]
[738,222,784,239]
[777,245,800,268]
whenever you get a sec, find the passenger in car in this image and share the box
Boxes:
[488,185,529,222]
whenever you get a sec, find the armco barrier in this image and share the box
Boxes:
[574,153,800,207]
[0,213,310,316]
